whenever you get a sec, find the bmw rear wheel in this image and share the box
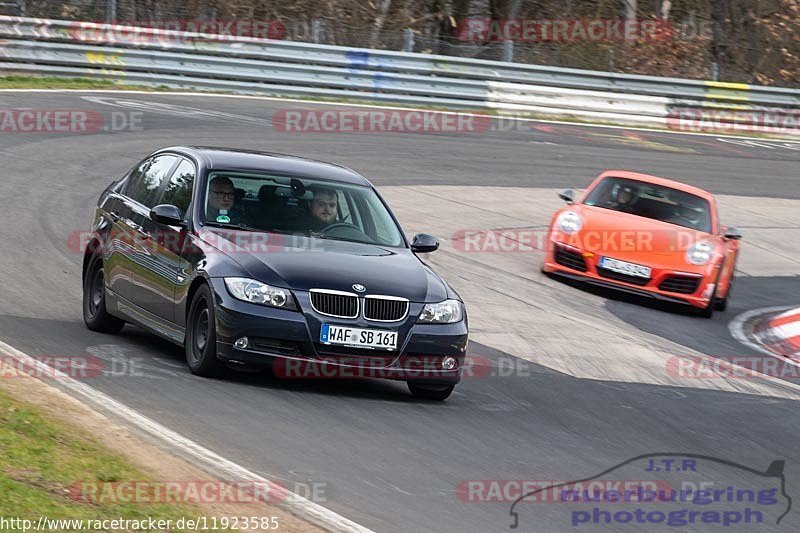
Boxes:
[82,254,125,333]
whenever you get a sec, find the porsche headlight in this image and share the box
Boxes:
[418,299,464,324]
[224,278,296,310]
[686,241,715,265]
[556,211,583,235]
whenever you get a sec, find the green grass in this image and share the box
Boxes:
[0,387,228,531]
[0,76,130,90]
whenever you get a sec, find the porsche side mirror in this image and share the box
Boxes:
[411,233,439,253]
[558,189,576,204]
[724,227,742,240]
[150,204,185,227]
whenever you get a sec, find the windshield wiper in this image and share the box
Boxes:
[314,234,373,245]
[204,221,252,231]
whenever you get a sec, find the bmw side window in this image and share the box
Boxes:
[160,159,196,216]
[123,160,147,200]
[125,155,178,208]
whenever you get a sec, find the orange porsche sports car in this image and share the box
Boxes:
[541,170,741,317]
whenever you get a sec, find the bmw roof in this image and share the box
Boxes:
[156,146,372,186]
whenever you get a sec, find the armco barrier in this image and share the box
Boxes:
[1,16,799,133]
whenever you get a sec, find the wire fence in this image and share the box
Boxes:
[1,0,793,87]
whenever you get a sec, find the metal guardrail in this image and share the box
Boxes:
[1,16,799,131]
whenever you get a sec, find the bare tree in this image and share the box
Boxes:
[369,0,393,48]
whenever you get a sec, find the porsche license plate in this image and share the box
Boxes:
[320,324,398,350]
[600,257,652,278]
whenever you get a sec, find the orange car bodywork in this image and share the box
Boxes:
[541,170,740,310]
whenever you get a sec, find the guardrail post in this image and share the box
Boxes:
[17,0,25,15]
[106,0,116,23]
[503,39,514,62]
[711,62,719,81]
[311,19,321,44]
[403,28,414,52]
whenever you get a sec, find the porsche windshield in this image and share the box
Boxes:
[203,171,405,247]
[583,177,712,233]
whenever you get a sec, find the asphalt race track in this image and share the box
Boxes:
[1,91,800,532]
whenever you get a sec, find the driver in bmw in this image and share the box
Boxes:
[308,187,339,231]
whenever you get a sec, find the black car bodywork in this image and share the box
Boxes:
[82,147,468,400]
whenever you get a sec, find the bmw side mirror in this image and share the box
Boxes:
[558,189,576,204]
[411,233,439,253]
[723,227,742,240]
[150,204,185,227]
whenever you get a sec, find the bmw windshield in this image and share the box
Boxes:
[202,171,405,247]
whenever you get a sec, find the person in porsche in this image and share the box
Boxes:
[541,170,742,317]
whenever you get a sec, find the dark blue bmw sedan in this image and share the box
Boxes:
[82,147,468,400]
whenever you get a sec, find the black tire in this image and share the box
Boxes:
[697,261,729,318]
[697,286,716,318]
[713,276,732,311]
[82,254,125,333]
[696,303,714,318]
[407,381,456,401]
[185,284,225,377]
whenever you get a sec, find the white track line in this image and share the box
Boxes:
[0,338,374,533]
[1,88,800,143]
[775,307,800,320]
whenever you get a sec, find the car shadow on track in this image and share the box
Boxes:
[0,313,564,403]
[548,274,705,318]
[1,313,579,405]
[112,326,422,402]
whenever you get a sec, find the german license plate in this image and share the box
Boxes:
[320,324,398,350]
[600,256,652,278]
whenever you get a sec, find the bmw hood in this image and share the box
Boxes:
[202,230,448,302]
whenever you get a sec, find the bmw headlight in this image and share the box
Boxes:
[418,299,464,324]
[224,278,296,310]
[686,241,715,266]
[556,211,583,235]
